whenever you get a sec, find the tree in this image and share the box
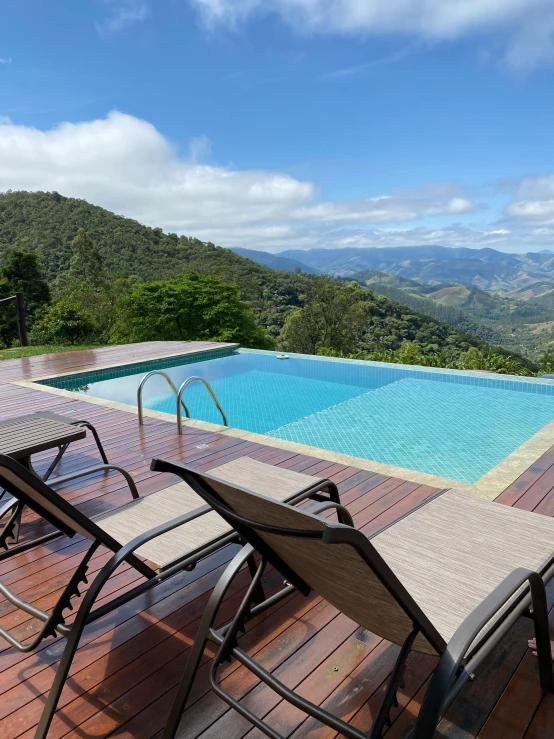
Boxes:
[33,301,95,345]
[0,250,50,346]
[54,228,128,342]
[280,278,368,355]
[114,272,274,348]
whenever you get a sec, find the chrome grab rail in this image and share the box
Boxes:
[137,371,190,427]
[176,376,228,433]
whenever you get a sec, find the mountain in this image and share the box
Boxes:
[229,247,319,274]
[350,269,554,360]
[0,191,536,370]
[277,245,554,297]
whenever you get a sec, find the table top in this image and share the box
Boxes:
[0,414,86,460]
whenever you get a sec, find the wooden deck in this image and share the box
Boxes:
[0,342,553,739]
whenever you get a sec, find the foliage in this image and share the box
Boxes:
[280,279,368,355]
[0,250,50,346]
[538,350,554,375]
[53,228,129,342]
[349,270,554,362]
[32,301,95,345]
[280,277,534,375]
[114,272,274,348]
[0,190,537,376]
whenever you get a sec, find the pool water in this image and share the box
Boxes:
[42,348,554,484]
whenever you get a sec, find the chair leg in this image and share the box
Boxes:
[42,444,70,482]
[75,420,109,464]
[247,553,266,605]
[162,546,256,739]
[368,629,418,739]
[34,618,87,739]
[529,574,554,693]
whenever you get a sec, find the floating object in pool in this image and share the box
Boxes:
[277,354,289,360]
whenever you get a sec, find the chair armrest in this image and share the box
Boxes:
[49,463,139,499]
[304,500,354,527]
[447,567,540,664]
[413,568,550,738]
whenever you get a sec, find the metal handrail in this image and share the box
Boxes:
[176,376,228,433]
[137,371,190,427]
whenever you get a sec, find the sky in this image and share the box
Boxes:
[1,1,554,253]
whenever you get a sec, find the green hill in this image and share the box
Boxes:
[350,269,554,360]
[0,191,536,370]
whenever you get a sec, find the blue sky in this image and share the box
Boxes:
[1,0,554,253]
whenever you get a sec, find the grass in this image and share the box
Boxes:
[0,344,104,361]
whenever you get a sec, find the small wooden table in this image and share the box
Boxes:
[0,413,86,470]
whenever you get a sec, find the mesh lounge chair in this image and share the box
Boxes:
[0,454,338,739]
[0,410,112,546]
[152,458,554,739]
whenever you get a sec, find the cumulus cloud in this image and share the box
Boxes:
[188,0,554,70]
[0,111,482,250]
[4,111,554,252]
[505,175,554,224]
[96,0,149,35]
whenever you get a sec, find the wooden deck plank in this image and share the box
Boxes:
[0,342,553,739]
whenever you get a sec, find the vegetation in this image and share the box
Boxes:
[33,301,96,345]
[0,250,50,347]
[114,272,273,348]
[0,190,548,376]
[350,270,554,361]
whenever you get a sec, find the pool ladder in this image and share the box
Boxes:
[137,371,228,432]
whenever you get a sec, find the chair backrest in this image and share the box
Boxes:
[151,458,446,656]
[0,455,123,550]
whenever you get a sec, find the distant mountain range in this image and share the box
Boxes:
[229,248,319,274]
[276,245,554,300]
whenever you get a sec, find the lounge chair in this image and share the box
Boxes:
[152,458,554,739]
[0,410,112,545]
[0,454,338,739]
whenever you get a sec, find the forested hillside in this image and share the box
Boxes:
[350,269,554,361]
[0,191,540,373]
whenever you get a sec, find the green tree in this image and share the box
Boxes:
[33,301,95,345]
[0,250,50,346]
[280,278,368,355]
[538,350,554,375]
[54,229,128,342]
[114,272,274,348]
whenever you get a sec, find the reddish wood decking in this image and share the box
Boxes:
[0,342,553,739]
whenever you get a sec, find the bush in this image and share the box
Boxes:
[114,272,274,349]
[32,301,95,345]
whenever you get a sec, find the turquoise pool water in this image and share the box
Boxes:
[42,348,554,483]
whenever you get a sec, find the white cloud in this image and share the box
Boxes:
[96,0,149,34]
[0,57,12,65]
[2,110,552,253]
[188,0,554,70]
[506,175,554,224]
[293,195,473,224]
[0,112,478,242]
[189,134,212,162]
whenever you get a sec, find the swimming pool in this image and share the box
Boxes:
[41,348,554,484]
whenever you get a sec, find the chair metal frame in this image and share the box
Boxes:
[0,454,338,739]
[151,458,554,739]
